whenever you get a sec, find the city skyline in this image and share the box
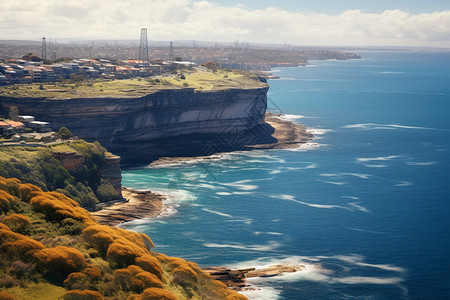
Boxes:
[1,0,449,48]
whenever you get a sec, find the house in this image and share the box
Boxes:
[18,115,35,126]
[29,121,51,133]
[5,120,25,132]
[0,121,14,137]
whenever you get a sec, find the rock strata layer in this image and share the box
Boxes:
[1,87,271,164]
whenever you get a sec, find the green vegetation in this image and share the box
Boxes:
[0,69,267,100]
[0,140,120,206]
[58,127,73,140]
[0,177,247,299]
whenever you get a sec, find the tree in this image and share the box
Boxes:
[8,106,18,121]
[22,53,42,62]
[58,127,72,140]
[202,61,218,73]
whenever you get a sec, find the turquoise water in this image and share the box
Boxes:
[121,51,450,299]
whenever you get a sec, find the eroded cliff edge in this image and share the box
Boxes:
[1,86,276,163]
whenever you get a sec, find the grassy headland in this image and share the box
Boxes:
[0,69,267,100]
[0,176,246,299]
[0,140,120,207]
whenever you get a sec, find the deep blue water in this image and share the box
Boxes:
[121,51,450,299]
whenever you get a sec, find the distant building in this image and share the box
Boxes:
[5,120,25,132]
[0,120,14,137]
[29,121,51,133]
[18,115,35,125]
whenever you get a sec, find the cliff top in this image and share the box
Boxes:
[0,69,267,100]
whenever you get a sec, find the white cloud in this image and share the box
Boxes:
[1,0,449,47]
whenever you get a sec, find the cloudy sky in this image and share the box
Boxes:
[1,0,450,47]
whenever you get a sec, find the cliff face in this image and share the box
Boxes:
[1,87,274,163]
[101,155,122,196]
[53,152,85,172]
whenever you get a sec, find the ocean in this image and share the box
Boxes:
[120,51,450,299]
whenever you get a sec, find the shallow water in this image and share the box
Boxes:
[121,51,450,299]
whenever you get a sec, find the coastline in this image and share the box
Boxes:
[92,114,314,226]
[91,187,166,226]
[149,113,314,167]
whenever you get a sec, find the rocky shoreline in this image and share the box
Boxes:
[91,187,165,226]
[90,114,315,290]
[202,264,307,291]
[92,114,313,226]
[149,113,314,167]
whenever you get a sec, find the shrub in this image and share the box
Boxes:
[33,246,87,281]
[58,127,73,140]
[62,290,104,300]
[2,214,30,233]
[0,291,17,300]
[64,265,102,290]
[171,264,198,284]
[225,294,248,300]
[0,190,18,212]
[129,287,177,300]
[18,183,42,203]
[0,225,45,257]
[0,275,18,288]
[64,272,89,290]
[106,242,139,268]
[135,255,163,280]
[83,225,153,257]
[83,266,102,281]
[60,218,85,235]
[30,191,93,224]
[10,260,36,278]
[113,265,163,293]
[95,179,119,202]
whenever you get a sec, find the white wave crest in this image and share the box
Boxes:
[271,194,351,210]
[357,155,402,162]
[332,276,404,285]
[219,179,259,191]
[394,181,412,187]
[241,286,280,300]
[320,172,371,179]
[407,161,438,166]
[364,164,388,168]
[343,123,434,130]
[287,142,324,152]
[347,202,370,213]
[254,232,283,236]
[202,208,233,218]
[307,128,334,135]
[203,241,281,251]
[319,180,347,185]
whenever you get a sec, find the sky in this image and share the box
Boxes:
[1,0,450,48]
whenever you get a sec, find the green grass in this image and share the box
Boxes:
[0,146,43,162]
[0,69,267,99]
[5,282,66,300]
[48,143,78,153]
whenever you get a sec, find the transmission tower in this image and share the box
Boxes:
[42,37,47,60]
[138,28,149,65]
[169,41,174,61]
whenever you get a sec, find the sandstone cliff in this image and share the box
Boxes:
[1,86,274,163]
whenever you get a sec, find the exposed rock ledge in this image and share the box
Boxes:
[202,264,307,291]
[92,188,165,226]
[149,113,314,166]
